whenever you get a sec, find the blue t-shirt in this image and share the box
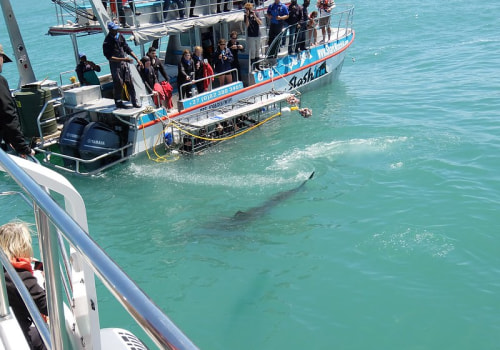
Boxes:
[267,2,289,25]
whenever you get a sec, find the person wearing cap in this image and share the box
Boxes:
[102,21,143,108]
[0,44,34,158]
[75,53,101,86]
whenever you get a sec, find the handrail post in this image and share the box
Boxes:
[0,267,10,317]
[35,204,72,350]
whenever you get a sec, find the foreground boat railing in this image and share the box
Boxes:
[0,150,198,350]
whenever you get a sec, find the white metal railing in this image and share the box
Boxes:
[263,4,355,60]
[0,150,199,350]
[179,67,238,100]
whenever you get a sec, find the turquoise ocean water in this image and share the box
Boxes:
[2,0,500,349]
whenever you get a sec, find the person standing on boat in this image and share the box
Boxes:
[317,0,334,43]
[137,56,157,94]
[146,47,173,109]
[0,221,48,350]
[244,2,262,69]
[266,0,289,58]
[307,11,318,46]
[296,0,310,51]
[108,1,141,28]
[216,0,230,13]
[228,31,244,81]
[192,46,207,94]
[75,53,101,86]
[285,0,303,55]
[188,0,199,17]
[0,44,34,158]
[177,49,195,99]
[103,21,143,109]
[163,0,186,20]
[146,46,169,83]
[212,39,234,87]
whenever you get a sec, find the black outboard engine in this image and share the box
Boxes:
[59,116,89,167]
[78,122,121,171]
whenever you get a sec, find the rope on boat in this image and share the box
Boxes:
[141,110,180,163]
[167,110,285,142]
[272,65,302,98]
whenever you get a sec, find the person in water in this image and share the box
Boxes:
[0,221,47,350]
[102,21,143,108]
[75,53,101,86]
[0,43,34,158]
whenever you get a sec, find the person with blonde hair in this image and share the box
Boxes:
[0,221,47,350]
[244,2,263,69]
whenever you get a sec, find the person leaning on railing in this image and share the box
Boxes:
[317,0,334,43]
[0,221,47,350]
[296,0,310,52]
[177,49,195,98]
[212,39,234,87]
[0,44,35,159]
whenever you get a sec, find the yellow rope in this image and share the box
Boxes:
[141,104,298,161]
[141,110,180,163]
[168,111,284,142]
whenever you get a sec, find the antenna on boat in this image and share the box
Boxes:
[0,0,37,87]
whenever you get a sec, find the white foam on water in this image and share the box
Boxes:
[269,136,408,171]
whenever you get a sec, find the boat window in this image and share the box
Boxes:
[180,31,195,48]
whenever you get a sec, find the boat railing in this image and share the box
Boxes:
[0,150,199,349]
[262,4,354,61]
[178,67,238,100]
[58,61,110,86]
[51,0,249,29]
[35,96,64,146]
[35,142,134,176]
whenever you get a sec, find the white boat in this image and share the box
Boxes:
[2,0,355,175]
[0,149,199,349]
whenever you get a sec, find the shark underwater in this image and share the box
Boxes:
[199,171,315,233]
[233,172,315,221]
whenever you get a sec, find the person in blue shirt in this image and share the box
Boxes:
[266,0,289,58]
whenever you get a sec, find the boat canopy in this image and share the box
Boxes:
[133,12,244,45]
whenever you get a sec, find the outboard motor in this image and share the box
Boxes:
[59,116,89,167]
[78,122,121,171]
